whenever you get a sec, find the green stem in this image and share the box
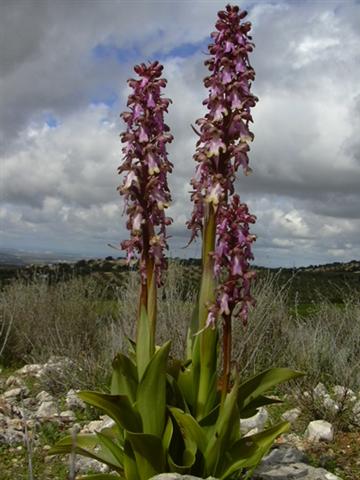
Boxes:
[136,224,156,378]
[221,314,232,404]
[196,205,218,419]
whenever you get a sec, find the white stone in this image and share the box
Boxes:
[75,456,109,474]
[2,387,29,400]
[5,376,25,389]
[81,415,115,434]
[240,407,268,434]
[322,395,339,415]
[313,382,328,400]
[305,420,334,442]
[65,389,85,410]
[281,408,301,424]
[244,427,259,437]
[36,391,54,403]
[333,385,356,402]
[15,364,44,378]
[59,410,76,421]
[36,400,58,418]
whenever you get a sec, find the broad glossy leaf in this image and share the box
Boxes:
[237,368,304,414]
[78,391,141,433]
[124,438,140,480]
[204,381,240,474]
[48,434,123,472]
[167,450,196,474]
[137,341,170,437]
[166,373,189,413]
[162,416,174,452]
[169,407,206,455]
[96,432,124,467]
[219,421,290,479]
[126,431,165,480]
[111,353,138,402]
[240,395,282,419]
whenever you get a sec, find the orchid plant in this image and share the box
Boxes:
[50,5,302,480]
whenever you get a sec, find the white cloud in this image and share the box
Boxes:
[1,0,360,265]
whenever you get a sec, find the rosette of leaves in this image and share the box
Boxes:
[49,330,302,479]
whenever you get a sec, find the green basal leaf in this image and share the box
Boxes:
[78,391,141,433]
[204,381,240,475]
[166,373,189,413]
[169,407,206,455]
[198,404,220,428]
[219,421,290,479]
[126,431,166,480]
[240,395,282,419]
[136,305,152,380]
[95,432,124,467]
[137,341,171,437]
[48,434,123,472]
[111,352,138,403]
[167,450,196,474]
[162,416,174,452]
[124,438,140,480]
[237,368,304,414]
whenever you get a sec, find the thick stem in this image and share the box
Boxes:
[136,229,156,377]
[196,206,218,419]
[221,314,232,404]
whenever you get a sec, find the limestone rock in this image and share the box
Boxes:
[305,420,334,442]
[59,410,76,421]
[15,363,44,378]
[281,408,301,424]
[36,391,54,403]
[240,407,268,434]
[333,385,356,402]
[65,389,86,410]
[75,456,109,474]
[313,383,328,400]
[36,400,58,419]
[2,386,29,400]
[81,415,115,433]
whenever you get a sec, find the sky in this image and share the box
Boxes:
[1,0,360,267]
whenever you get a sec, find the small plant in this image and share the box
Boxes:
[49,4,302,479]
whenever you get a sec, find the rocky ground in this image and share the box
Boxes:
[1,357,359,480]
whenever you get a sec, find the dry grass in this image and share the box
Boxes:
[1,263,359,392]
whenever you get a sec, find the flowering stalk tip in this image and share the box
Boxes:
[118,61,173,288]
[118,61,173,370]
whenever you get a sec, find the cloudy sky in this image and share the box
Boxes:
[1,0,360,267]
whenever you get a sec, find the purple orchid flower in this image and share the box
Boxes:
[118,61,173,286]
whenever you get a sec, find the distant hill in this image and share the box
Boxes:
[0,248,87,266]
[0,251,359,304]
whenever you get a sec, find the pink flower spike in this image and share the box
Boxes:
[187,5,257,240]
[118,61,173,286]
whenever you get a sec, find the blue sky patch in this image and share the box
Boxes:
[44,114,59,128]
[90,89,118,108]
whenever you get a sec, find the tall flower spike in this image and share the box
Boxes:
[118,61,173,287]
[187,4,258,241]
